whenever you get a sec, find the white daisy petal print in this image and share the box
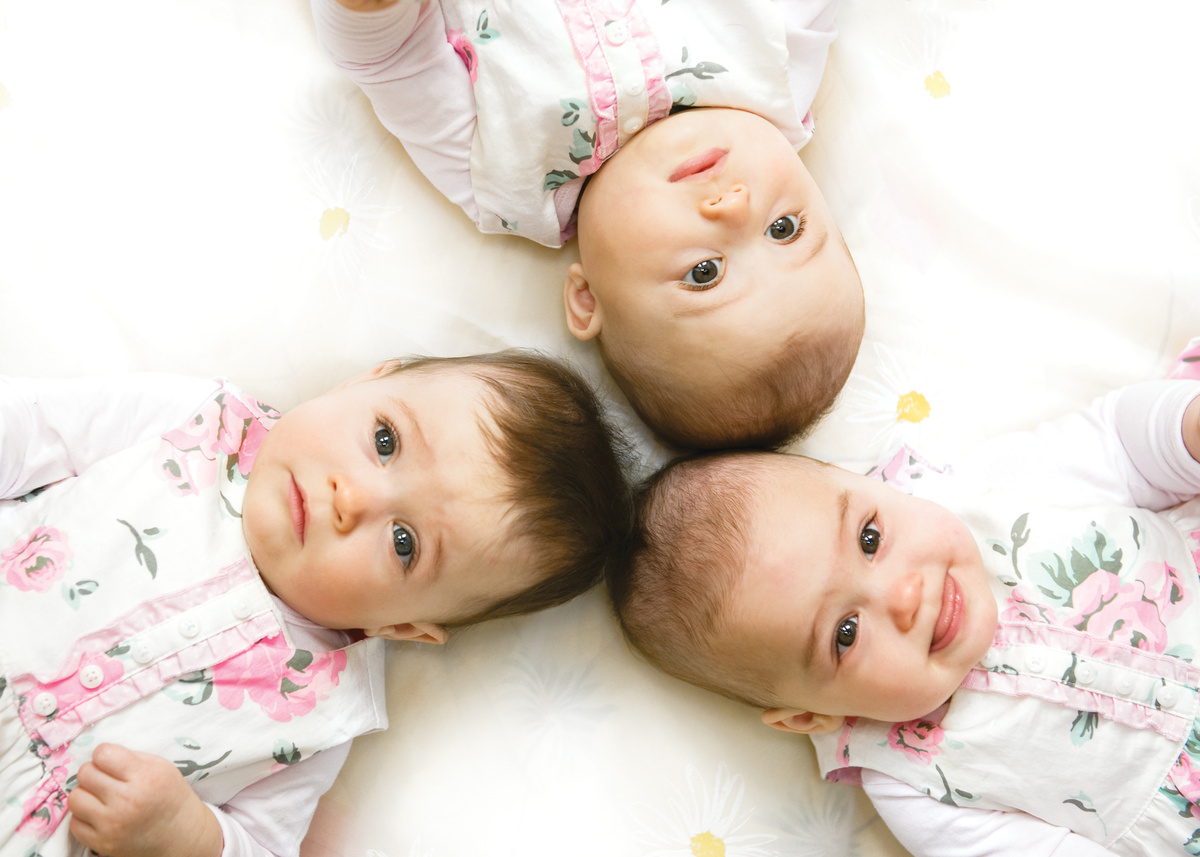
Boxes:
[838,341,956,461]
[632,764,776,857]
[298,154,402,292]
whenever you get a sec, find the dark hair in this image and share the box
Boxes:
[609,450,804,708]
[391,350,634,626]
[601,316,862,451]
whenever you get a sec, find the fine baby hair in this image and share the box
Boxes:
[312,0,865,450]
[385,350,636,626]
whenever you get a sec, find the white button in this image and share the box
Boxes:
[32,692,57,717]
[232,598,253,620]
[605,20,629,45]
[178,617,200,639]
[1025,652,1047,674]
[79,665,105,690]
[1158,685,1180,710]
[131,640,154,665]
[980,650,1001,669]
[623,117,644,135]
[1115,674,1135,696]
[1075,662,1097,686]
[624,78,645,97]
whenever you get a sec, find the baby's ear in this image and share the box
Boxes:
[761,708,844,735]
[563,263,603,341]
[364,622,448,645]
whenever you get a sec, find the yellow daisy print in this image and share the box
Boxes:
[632,764,775,857]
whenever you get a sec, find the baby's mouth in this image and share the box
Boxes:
[669,148,728,182]
[929,574,963,653]
[288,476,307,545]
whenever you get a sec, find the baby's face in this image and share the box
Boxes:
[730,459,997,726]
[569,108,862,391]
[242,365,533,639]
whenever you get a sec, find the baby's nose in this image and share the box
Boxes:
[886,572,923,633]
[330,474,372,532]
[700,184,750,221]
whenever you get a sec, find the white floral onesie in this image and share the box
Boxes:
[312,0,835,246]
[0,382,387,857]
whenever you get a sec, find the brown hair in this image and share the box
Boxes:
[608,449,806,708]
[600,316,862,451]
[390,350,634,627]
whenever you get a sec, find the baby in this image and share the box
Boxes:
[311,0,865,449]
[611,347,1200,856]
[0,350,631,857]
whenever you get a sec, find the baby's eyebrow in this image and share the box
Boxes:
[838,489,851,538]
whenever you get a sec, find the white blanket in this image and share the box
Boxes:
[2,1,1198,854]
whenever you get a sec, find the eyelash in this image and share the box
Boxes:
[835,616,858,659]
[767,213,805,244]
[374,418,398,463]
[860,518,881,559]
[373,419,416,569]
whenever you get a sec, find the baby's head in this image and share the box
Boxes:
[610,450,996,734]
[243,350,632,643]
[564,108,864,449]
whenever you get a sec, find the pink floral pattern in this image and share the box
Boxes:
[887,718,945,764]
[213,634,348,723]
[17,760,71,838]
[448,30,478,84]
[25,651,126,715]
[2,526,71,592]
[158,390,278,495]
[1064,571,1169,652]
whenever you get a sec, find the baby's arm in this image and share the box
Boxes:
[67,740,351,857]
[310,0,479,221]
[0,374,218,499]
[862,769,1118,857]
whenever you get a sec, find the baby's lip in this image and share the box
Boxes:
[288,476,307,546]
[669,148,728,182]
[929,573,963,653]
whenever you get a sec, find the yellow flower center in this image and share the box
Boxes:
[690,831,725,857]
[320,207,351,240]
[896,391,932,424]
[924,71,950,98]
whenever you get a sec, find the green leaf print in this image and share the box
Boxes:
[273,740,302,766]
[568,128,595,164]
[1069,710,1098,745]
[543,169,579,191]
[560,97,587,127]
[61,579,99,611]
[665,61,728,82]
[117,519,158,579]
[286,649,314,672]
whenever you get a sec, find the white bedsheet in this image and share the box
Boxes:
[2,1,1198,855]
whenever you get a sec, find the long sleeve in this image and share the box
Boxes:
[212,742,352,857]
[951,380,1200,513]
[862,769,1118,857]
[774,0,839,128]
[0,374,220,500]
[310,0,480,221]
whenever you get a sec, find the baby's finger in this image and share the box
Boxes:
[87,742,138,779]
[72,760,118,804]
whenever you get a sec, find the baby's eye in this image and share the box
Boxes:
[392,523,416,568]
[374,422,397,463]
[766,214,804,243]
[835,616,858,658]
[682,258,724,289]
[860,520,881,558]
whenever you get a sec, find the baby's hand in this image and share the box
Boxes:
[67,743,222,857]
